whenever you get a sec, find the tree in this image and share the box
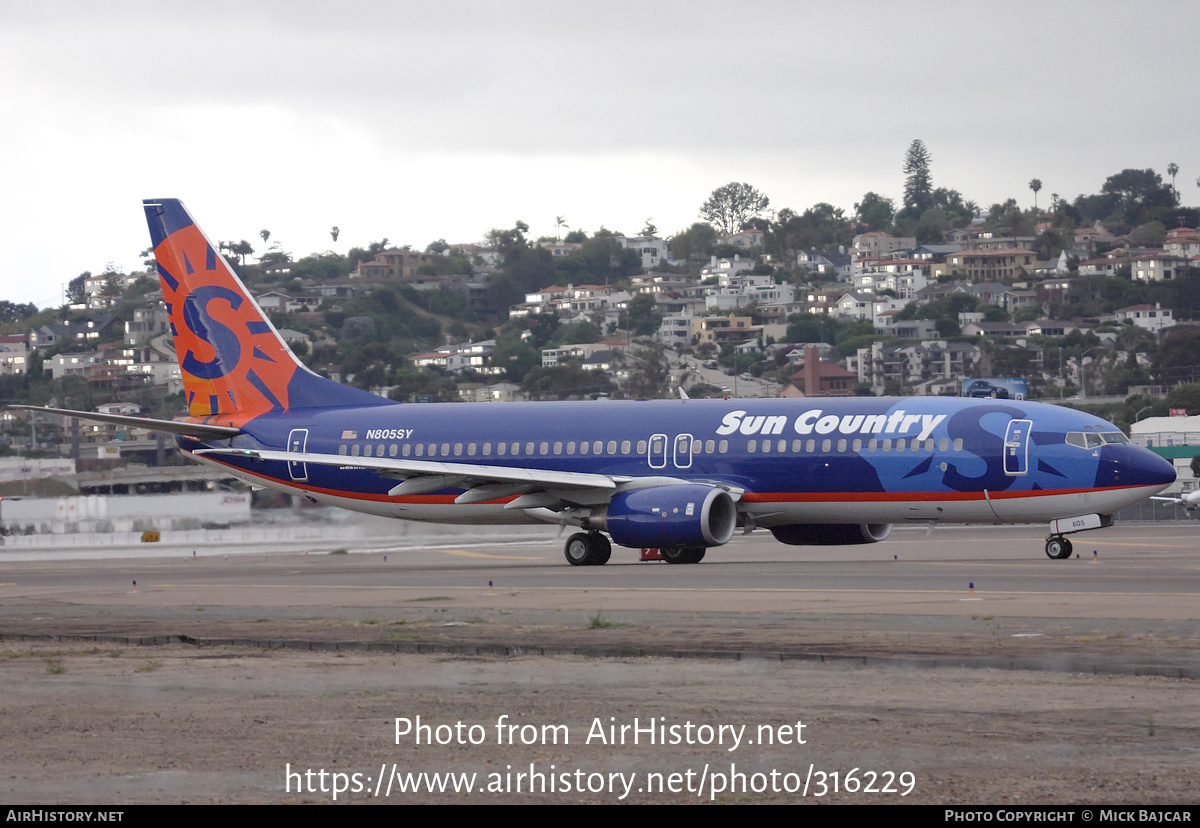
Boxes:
[227,240,254,265]
[854,192,895,231]
[66,272,89,305]
[259,229,271,245]
[902,140,933,216]
[641,218,657,237]
[1029,178,1042,210]
[555,215,568,241]
[330,226,340,243]
[699,182,769,235]
[1167,162,1179,197]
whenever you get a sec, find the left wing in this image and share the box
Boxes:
[194,446,648,510]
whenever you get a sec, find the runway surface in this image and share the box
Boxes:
[1,522,1197,675]
[3,522,1200,804]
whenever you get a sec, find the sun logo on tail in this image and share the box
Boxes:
[152,221,299,419]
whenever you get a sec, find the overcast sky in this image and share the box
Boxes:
[1,0,1197,307]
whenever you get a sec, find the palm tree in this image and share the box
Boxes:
[555,215,568,242]
[330,226,340,243]
[1029,179,1042,211]
[1167,162,1179,198]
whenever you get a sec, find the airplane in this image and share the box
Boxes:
[1151,489,1200,511]
[13,199,1177,565]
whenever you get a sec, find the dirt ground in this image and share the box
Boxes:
[2,628,1198,804]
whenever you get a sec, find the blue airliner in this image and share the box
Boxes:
[17,200,1177,564]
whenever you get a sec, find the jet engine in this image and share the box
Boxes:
[589,484,737,549]
[769,523,893,546]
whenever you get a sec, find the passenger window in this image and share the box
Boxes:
[526,442,535,455]
[364,444,373,457]
[403,444,412,457]
[895,439,905,452]
[953,438,963,451]
[821,439,831,452]
[351,444,361,456]
[837,439,846,452]
[852,439,862,452]
[482,443,491,456]
[706,440,716,453]
[747,440,757,453]
[566,441,575,455]
[593,440,602,454]
[512,442,520,456]
[791,439,801,452]
[338,445,347,456]
[453,443,462,456]
[580,441,589,455]
[925,439,934,452]
[806,439,815,452]
[718,440,728,453]
[540,442,549,455]
[939,438,949,451]
[637,440,648,454]
[389,444,398,457]
[467,443,476,456]
[607,441,617,454]
[623,440,632,454]
[428,443,436,456]
[777,439,786,453]
[882,439,892,452]
[868,439,877,451]
[553,442,562,455]
[497,442,506,456]
[414,444,423,457]
[691,439,701,454]
[441,443,450,456]
[761,439,770,453]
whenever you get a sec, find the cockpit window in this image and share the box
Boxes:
[1067,431,1125,448]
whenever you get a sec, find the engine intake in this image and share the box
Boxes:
[770,523,892,546]
[591,484,737,549]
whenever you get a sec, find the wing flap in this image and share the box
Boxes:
[193,447,624,490]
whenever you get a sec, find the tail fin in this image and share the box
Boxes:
[143,198,391,418]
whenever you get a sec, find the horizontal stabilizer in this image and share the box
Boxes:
[8,405,241,440]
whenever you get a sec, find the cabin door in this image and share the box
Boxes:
[287,428,309,481]
[1003,419,1031,476]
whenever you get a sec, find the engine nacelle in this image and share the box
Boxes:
[591,484,737,549]
[770,523,893,546]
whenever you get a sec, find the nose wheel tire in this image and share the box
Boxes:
[1045,536,1073,560]
[564,532,611,566]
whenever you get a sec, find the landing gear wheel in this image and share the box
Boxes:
[592,533,612,565]
[565,533,594,566]
[661,547,705,564]
[1045,536,1073,560]
[564,532,611,566]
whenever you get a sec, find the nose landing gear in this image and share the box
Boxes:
[1044,536,1073,560]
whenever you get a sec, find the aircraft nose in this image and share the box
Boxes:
[1135,447,1177,488]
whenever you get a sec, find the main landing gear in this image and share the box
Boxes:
[659,547,706,565]
[564,532,612,566]
[1044,536,1073,560]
